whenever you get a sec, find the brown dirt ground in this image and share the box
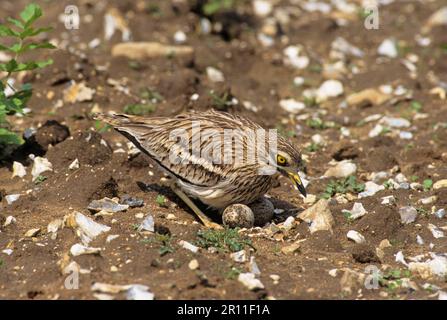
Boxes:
[0,0,446,299]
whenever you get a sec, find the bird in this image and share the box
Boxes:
[94,110,306,228]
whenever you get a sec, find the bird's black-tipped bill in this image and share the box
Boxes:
[287,172,307,197]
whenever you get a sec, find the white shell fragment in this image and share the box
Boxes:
[238,272,264,290]
[316,80,344,102]
[68,158,80,170]
[299,199,334,233]
[12,161,26,178]
[5,194,21,205]
[342,202,367,220]
[70,243,101,256]
[230,250,247,263]
[178,240,199,253]
[138,214,155,233]
[358,182,385,198]
[428,224,445,239]
[347,230,366,244]
[283,45,309,69]
[31,156,53,181]
[73,211,111,244]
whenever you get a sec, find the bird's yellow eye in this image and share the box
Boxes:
[276,155,287,165]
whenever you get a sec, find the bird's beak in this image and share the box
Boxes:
[285,169,307,197]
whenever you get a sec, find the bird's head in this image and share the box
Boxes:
[275,136,307,197]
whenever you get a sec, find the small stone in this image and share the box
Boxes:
[238,272,264,291]
[282,216,295,231]
[249,256,261,275]
[121,195,144,208]
[434,209,446,219]
[378,38,398,58]
[269,274,280,283]
[346,88,390,107]
[12,161,26,178]
[3,216,16,227]
[428,224,444,239]
[253,0,272,17]
[24,228,41,238]
[347,230,366,244]
[324,160,356,178]
[63,81,95,103]
[399,206,418,224]
[110,266,118,272]
[106,235,119,243]
[299,199,334,233]
[331,37,364,58]
[328,269,338,277]
[281,242,301,255]
[433,179,447,190]
[418,196,437,205]
[173,30,187,44]
[188,259,199,270]
[126,285,154,300]
[279,98,305,114]
[358,182,385,198]
[316,80,344,102]
[222,204,255,229]
[381,116,411,128]
[206,67,225,83]
[283,45,309,69]
[112,42,193,60]
[88,197,129,213]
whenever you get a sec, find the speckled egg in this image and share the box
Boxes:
[222,204,255,229]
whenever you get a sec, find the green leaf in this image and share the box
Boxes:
[423,179,433,191]
[4,59,18,72]
[20,26,53,39]
[12,58,53,72]
[7,18,24,29]
[18,42,56,54]
[20,3,42,27]
[0,25,20,37]
[0,128,23,145]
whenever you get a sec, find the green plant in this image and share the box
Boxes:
[305,142,321,153]
[195,228,253,253]
[225,266,243,280]
[209,90,234,110]
[202,0,236,16]
[94,120,111,133]
[142,233,174,256]
[34,175,46,184]
[123,103,155,116]
[156,194,167,207]
[0,3,55,152]
[379,269,411,293]
[423,179,433,191]
[139,87,164,103]
[410,100,423,113]
[320,176,365,199]
[306,118,335,130]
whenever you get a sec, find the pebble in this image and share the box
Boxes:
[206,67,225,83]
[433,179,447,190]
[63,81,95,103]
[282,216,295,231]
[283,45,309,69]
[88,197,129,213]
[253,0,272,17]
[238,272,264,291]
[343,202,367,220]
[316,80,344,102]
[121,195,144,208]
[126,285,154,300]
[70,211,111,244]
[381,116,411,128]
[173,30,187,44]
[24,228,40,238]
[381,195,396,205]
[3,216,16,227]
[428,224,444,239]
[188,259,199,270]
[269,274,280,284]
[249,256,261,275]
[68,158,80,170]
[378,38,398,58]
[358,181,385,198]
[418,196,437,205]
[399,206,418,224]
[347,88,390,106]
[324,160,356,178]
[281,242,301,255]
[331,37,364,58]
[111,42,193,60]
[347,230,366,244]
[434,209,446,219]
[279,98,305,114]
[328,269,338,277]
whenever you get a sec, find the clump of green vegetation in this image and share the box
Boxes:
[379,269,412,293]
[225,266,243,280]
[202,0,236,15]
[156,194,167,207]
[0,3,55,157]
[142,233,174,256]
[123,103,155,116]
[423,179,433,191]
[320,176,365,199]
[209,90,234,110]
[139,87,164,103]
[94,120,111,133]
[380,126,391,135]
[305,142,321,153]
[34,175,46,184]
[306,118,335,130]
[303,96,318,108]
[410,100,423,113]
[195,228,253,253]
[276,123,296,138]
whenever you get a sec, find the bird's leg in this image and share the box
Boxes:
[161,177,223,229]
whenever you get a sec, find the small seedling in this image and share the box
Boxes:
[94,120,111,133]
[123,103,156,116]
[379,269,412,293]
[306,118,334,130]
[209,91,234,110]
[202,0,236,16]
[0,3,56,156]
[156,194,167,207]
[195,228,253,253]
[422,179,433,191]
[34,175,46,184]
[320,176,365,199]
[139,87,164,103]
